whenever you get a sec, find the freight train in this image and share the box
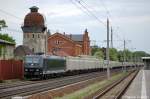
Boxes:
[24,55,143,78]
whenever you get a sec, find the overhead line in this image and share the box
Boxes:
[0,9,23,20]
[70,0,93,18]
[73,0,106,26]
[98,0,111,19]
[78,0,106,26]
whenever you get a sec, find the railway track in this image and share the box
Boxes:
[0,69,124,99]
[93,70,139,99]
[0,71,108,99]
[0,81,37,90]
[0,69,123,90]
[0,70,106,90]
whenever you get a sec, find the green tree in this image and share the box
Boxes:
[118,51,124,62]
[133,51,150,62]
[133,51,150,57]
[109,48,118,61]
[94,50,104,60]
[91,45,99,55]
[0,20,15,43]
[0,20,7,30]
[0,34,15,43]
[124,49,132,62]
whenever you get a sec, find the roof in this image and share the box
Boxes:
[0,39,15,45]
[48,33,77,44]
[142,57,150,60]
[22,7,46,33]
[14,45,33,56]
[65,34,83,41]
[30,6,39,10]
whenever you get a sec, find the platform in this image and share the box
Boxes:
[122,70,150,99]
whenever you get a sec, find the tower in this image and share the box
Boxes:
[83,29,90,55]
[21,6,47,54]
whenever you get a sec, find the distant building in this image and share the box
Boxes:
[47,29,90,56]
[0,39,15,60]
[21,6,91,57]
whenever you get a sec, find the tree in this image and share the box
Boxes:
[0,20,7,30]
[0,20,15,43]
[109,48,118,61]
[133,51,150,62]
[118,51,124,62]
[91,45,99,55]
[0,34,15,43]
[94,50,104,60]
[124,49,132,62]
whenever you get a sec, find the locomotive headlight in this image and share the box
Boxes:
[25,69,28,71]
[36,69,39,71]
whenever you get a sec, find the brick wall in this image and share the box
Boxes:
[47,32,90,56]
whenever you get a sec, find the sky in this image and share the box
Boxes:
[0,0,150,53]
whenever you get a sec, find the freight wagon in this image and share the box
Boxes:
[24,55,142,78]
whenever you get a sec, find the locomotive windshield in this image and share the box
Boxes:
[24,56,41,67]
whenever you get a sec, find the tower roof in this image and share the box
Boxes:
[30,6,39,12]
[23,6,45,27]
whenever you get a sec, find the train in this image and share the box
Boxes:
[24,55,144,78]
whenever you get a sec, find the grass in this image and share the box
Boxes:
[54,72,129,99]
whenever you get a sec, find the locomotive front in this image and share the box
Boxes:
[24,55,43,78]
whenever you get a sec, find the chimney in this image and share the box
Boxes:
[70,34,72,39]
[63,32,65,35]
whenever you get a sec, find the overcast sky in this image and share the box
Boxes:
[0,0,150,53]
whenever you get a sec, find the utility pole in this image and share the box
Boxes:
[111,27,113,48]
[106,18,110,79]
[123,40,126,72]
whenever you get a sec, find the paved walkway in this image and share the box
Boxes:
[122,70,150,99]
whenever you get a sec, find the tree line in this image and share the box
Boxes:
[91,45,150,62]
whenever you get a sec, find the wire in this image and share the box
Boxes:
[72,0,106,26]
[98,0,111,19]
[70,0,93,18]
[0,9,23,20]
[78,0,106,25]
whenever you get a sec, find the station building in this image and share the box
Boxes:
[21,6,91,57]
[142,57,150,70]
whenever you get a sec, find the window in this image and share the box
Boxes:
[32,34,34,38]
[55,40,64,45]
[32,48,34,52]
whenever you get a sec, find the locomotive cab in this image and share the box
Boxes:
[24,55,43,78]
[24,55,66,78]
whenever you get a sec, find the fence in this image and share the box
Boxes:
[0,60,24,80]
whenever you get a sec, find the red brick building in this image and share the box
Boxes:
[47,29,91,56]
